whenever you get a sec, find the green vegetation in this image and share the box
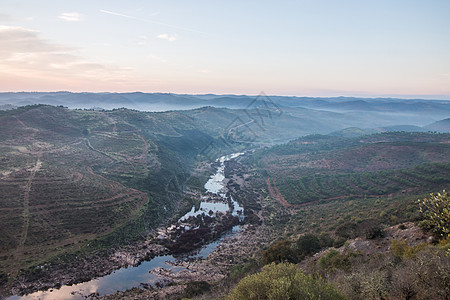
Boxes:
[262,240,297,265]
[183,281,211,298]
[419,190,449,238]
[390,240,428,258]
[296,233,322,256]
[318,249,355,273]
[225,262,346,300]
[317,244,450,300]
[221,131,450,300]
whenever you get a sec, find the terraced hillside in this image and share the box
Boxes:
[0,105,222,276]
[250,132,450,206]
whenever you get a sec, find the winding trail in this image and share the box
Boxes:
[85,138,117,161]
[12,152,42,276]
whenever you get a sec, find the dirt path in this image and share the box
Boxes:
[100,112,117,134]
[12,152,42,276]
[14,116,39,142]
[85,138,117,161]
[266,178,296,208]
[14,116,27,128]
[134,133,150,161]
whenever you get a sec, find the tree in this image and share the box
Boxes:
[262,240,297,265]
[225,262,346,300]
[297,233,321,257]
[418,190,449,238]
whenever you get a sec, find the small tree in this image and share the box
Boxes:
[262,240,297,265]
[418,190,449,238]
[297,233,321,257]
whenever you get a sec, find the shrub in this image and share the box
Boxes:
[225,262,346,300]
[333,237,347,248]
[318,249,353,273]
[392,247,450,300]
[184,280,210,298]
[318,232,335,248]
[230,261,259,280]
[418,190,450,238]
[364,225,384,239]
[335,222,358,239]
[390,239,427,259]
[297,234,321,257]
[438,236,450,256]
[262,240,297,265]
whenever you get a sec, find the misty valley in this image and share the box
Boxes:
[0,93,449,299]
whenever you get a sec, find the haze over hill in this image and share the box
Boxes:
[1,93,450,133]
[0,91,449,298]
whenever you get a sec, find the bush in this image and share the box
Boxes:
[184,280,210,298]
[364,225,384,239]
[391,247,450,300]
[324,245,449,300]
[333,237,347,248]
[390,239,428,259]
[418,190,449,238]
[318,232,335,248]
[335,222,358,239]
[230,261,260,280]
[318,249,353,273]
[262,240,297,265]
[225,262,346,300]
[297,234,321,257]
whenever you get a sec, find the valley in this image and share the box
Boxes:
[2,1,450,298]
[0,96,449,299]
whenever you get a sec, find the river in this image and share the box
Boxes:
[8,153,244,300]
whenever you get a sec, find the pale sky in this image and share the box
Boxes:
[1,0,449,98]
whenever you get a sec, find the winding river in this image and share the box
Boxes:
[8,153,244,300]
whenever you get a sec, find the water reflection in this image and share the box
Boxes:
[9,153,244,300]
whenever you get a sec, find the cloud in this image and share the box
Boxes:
[0,25,132,89]
[157,33,177,42]
[0,26,70,56]
[58,12,83,22]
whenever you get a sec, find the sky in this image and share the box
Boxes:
[0,0,449,98]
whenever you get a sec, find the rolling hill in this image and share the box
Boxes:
[246,132,450,207]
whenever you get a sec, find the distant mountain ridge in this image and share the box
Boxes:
[425,118,450,132]
[1,92,449,113]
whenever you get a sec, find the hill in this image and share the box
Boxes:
[250,132,450,206]
[425,118,450,132]
[1,93,449,126]
[0,105,227,277]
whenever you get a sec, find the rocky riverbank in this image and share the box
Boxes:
[96,224,275,300]
[2,153,267,299]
